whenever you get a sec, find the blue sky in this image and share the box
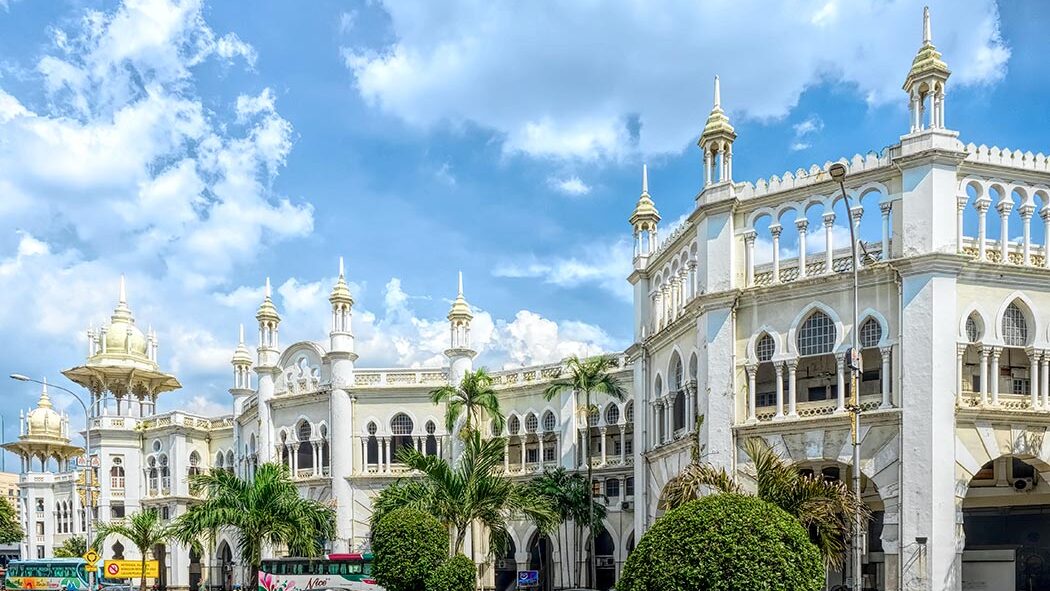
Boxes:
[0,0,1045,449]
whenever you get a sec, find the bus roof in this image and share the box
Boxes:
[261,554,373,562]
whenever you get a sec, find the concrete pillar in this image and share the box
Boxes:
[745,364,757,422]
[881,347,893,409]
[786,360,798,418]
[796,219,808,277]
[836,353,846,412]
[990,347,1002,406]
[774,363,785,420]
[823,212,835,274]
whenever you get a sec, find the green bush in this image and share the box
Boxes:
[372,507,449,591]
[426,554,476,591]
[618,494,823,591]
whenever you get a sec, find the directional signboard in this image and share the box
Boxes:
[104,560,159,578]
[82,550,99,564]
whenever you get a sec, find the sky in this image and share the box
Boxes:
[0,0,1046,456]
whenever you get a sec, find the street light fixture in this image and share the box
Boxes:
[828,163,864,591]
[10,374,95,586]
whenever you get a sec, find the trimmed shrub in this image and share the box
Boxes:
[617,494,823,591]
[372,507,449,591]
[426,554,476,591]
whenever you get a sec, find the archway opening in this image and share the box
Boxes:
[214,541,233,591]
[527,532,553,591]
[188,546,202,591]
[494,537,517,591]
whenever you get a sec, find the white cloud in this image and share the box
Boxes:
[339,11,357,34]
[434,161,456,186]
[548,175,591,196]
[344,0,1009,160]
[493,237,633,301]
[790,115,824,151]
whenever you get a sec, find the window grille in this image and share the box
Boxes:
[425,421,436,435]
[606,478,620,498]
[625,402,634,423]
[367,422,377,435]
[625,477,635,497]
[966,315,980,343]
[1003,303,1028,347]
[673,357,684,390]
[543,446,555,462]
[390,413,413,435]
[756,334,775,362]
[297,421,312,441]
[110,457,125,489]
[860,318,882,348]
[588,407,599,426]
[605,405,620,425]
[1013,378,1031,396]
[491,421,503,436]
[542,411,556,432]
[525,414,538,433]
[797,311,836,356]
[508,416,520,435]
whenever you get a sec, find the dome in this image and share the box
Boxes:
[103,319,148,357]
[26,382,64,440]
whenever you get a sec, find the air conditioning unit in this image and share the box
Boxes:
[621,500,633,511]
[1014,477,1036,492]
[596,557,615,568]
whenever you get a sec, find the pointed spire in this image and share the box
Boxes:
[119,274,127,305]
[264,277,272,299]
[329,258,353,306]
[923,5,931,45]
[642,164,649,195]
[38,378,52,409]
[256,277,281,322]
[232,322,252,364]
[458,271,464,296]
[448,271,473,322]
[239,323,245,344]
[713,75,721,108]
[339,256,345,279]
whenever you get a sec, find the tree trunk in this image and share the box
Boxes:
[140,552,148,591]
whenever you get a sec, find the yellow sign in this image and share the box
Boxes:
[82,550,99,564]
[104,560,159,578]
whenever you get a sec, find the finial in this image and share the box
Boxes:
[265,277,271,299]
[923,6,931,44]
[119,274,127,305]
[239,323,245,344]
[458,271,464,296]
[338,257,345,279]
[713,75,721,108]
[39,378,51,408]
[642,164,649,194]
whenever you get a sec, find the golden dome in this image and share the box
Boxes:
[96,275,149,359]
[329,257,354,305]
[629,164,661,226]
[447,272,473,322]
[256,277,281,322]
[26,381,65,440]
[232,324,252,364]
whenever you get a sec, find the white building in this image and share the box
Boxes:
[629,7,1050,591]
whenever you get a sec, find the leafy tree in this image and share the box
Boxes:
[53,536,89,558]
[372,508,448,591]
[373,430,557,555]
[617,494,823,591]
[528,468,606,587]
[430,368,505,437]
[659,436,869,567]
[0,497,23,545]
[425,554,476,591]
[170,463,335,589]
[94,509,175,591]
[543,354,626,587]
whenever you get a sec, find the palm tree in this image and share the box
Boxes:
[660,436,870,567]
[430,368,505,438]
[542,354,626,588]
[528,468,606,588]
[374,429,557,555]
[94,509,175,591]
[170,463,335,589]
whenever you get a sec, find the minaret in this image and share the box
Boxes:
[325,258,358,552]
[445,272,477,383]
[902,6,951,134]
[253,278,281,464]
[698,75,737,188]
[629,163,661,265]
[230,325,253,478]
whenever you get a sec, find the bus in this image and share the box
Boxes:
[258,554,381,591]
[2,558,132,591]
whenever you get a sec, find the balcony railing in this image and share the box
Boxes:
[753,396,884,423]
[958,390,1039,412]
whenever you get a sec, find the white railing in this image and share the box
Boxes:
[754,397,884,423]
[353,370,448,387]
[964,143,1050,173]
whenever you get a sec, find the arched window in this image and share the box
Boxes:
[159,454,170,491]
[605,404,620,426]
[296,421,314,472]
[625,401,634,423]
[1003,303,1028,347]
[319,425,329,471]
[797,311,836,356]
[588,407,599,427]
[148,457,158,494]
[525,413,538,434]
[672,356,684,390]
[508,416,521,435]
[225,450,234,473]
[688,353,698,382]
[390,413,414,459]
[188,451,200,478]
[673,392,685,431]
[654,375,663,398]
[366,422,379,465]
[860,318,882,349]
[542,411,557,433]
[756,334,775,362]
[215,452,225,470]
[110,457,125,489]
[279,431,290,467]
[491,421,503,437]
[966,314,980,343]
[605,478,620,498]
[425,421,437,456]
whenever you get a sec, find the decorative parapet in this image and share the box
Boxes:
[352,370,448,387]
[736,152,890,201]
[489,354,630,387]
[138,412,233,432]
[650,218,694,262]
[963,143,1050,172]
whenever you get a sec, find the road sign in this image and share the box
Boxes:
[104,560,159,578]
[516,570,539,588]
[82,550,99,564]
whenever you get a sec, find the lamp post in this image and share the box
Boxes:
[11,374,94,586]
[828,163,863,591]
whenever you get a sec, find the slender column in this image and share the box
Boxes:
[519,436,527,472]
[957,194,968,253]
[957,345,967,407]
[746,364,757,423]
[663,399,672,442]
[880,201,892,257]
[384,437,391,472]
[313,442,320,476]
[1029,349,1041,409]
[823,212,835,274]
[726,144,733,180]
[599,428,608,465]
[910,92,920,133]
[770,223,782,283]
[835,353,846,412]
[687,260,698,300]
[360,439,367,472]
[1042,353,1050,410]
[291,444,299,475]
[703,147,712,186]
[976,197,990,260]
[652,291,662,331]
[618,429,626,464]
[503,439,510,472]
[744,231,757,286]
[938,91,946,127]
[796,219,808,278]
[686,382,696,432]
[998,199,1013,263]
[786,360,798,418]
[1021,204,1035,265]
[774,363,785,420]
[990,347,1002,406]
[850,206,864,269]
[880,347,893,409]
[979,347,990,406]
[1042,207,1050,268]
